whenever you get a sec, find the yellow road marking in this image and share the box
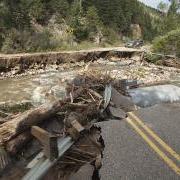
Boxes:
[128,112,180,161]
[126,117,180,175]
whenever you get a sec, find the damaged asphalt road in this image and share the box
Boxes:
[97,103,180,180]
[0,70,180,180]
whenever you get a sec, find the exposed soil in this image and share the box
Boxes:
[0,47,141,78]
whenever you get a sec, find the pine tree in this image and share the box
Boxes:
[86,6,102,33]
[49,0,69,18]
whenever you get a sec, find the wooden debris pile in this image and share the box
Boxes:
[0,70,136,179]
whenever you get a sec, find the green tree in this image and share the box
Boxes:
[153,28,180,57]
[29,0,47,23]
[1,0,31,29]
[86,6,102,33]
[168,0,180,15]
[159,0,180,34]
[69,0,88,41]
[157,1,168,13]
[49,0,69,18]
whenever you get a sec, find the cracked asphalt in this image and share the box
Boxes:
[98,103,180,180]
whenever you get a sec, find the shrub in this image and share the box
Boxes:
[102,27,120,44]
[1,28,28,53]
[152,29,180,57]
[27,29,55,52]
[1,28,55,53]
[71,16,89,42]
[144,53,162,64]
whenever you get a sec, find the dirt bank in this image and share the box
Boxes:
[0,47,141,75]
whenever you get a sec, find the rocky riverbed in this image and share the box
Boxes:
[0,56,180,108]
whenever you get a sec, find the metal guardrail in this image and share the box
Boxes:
[23,136,73,180]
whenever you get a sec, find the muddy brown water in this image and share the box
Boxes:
[0,70,77,106]
[0,61,129,106]
[0,62,180,107]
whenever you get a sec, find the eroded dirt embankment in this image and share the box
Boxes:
[0,47,140,77]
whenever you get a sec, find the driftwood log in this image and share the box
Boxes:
[6,104,99,154]
[0,88,85,145]
[6,132,32,155]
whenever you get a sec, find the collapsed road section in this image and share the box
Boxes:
[0,47,142,79]
[0,71,180,179]
[0,71,135,179]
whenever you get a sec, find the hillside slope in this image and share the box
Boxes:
[0,0,160,53]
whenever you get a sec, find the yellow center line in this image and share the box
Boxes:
[126,117,180,175]
[128,112,180,162]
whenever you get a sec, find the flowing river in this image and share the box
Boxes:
[0,69,78,106]
[0,61,180,108]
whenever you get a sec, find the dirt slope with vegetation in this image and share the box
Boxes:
[153,29,180,57]
[0,0,161,54]
[152,0,180,58]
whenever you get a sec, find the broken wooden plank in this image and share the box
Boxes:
[31,126,58,160]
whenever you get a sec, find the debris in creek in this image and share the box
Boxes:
[0,101,33,118]
[0,70,136,179]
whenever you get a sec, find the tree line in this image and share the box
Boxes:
[0,0,179,53]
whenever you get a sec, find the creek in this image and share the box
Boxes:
[0,61,180,108]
